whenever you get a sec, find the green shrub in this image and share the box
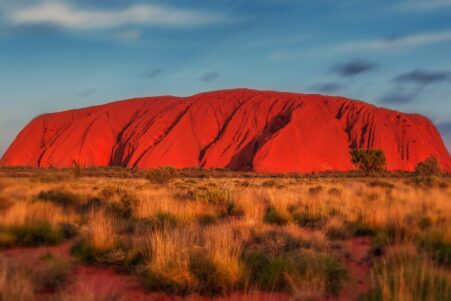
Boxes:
[146,167,177,184]
[325,225,350,240]
[243,250,347,295]
[345,220,377,237]
[263,207,289,225]
[248,229,301,257]
[323,256,348,296]
[6,221,65,247]
[243,251,297,291]
[360,253,450,301]
[262,180,276,188]
[293,212,327,229]
[351,149,386,173]
[218,200,244,218]
[141,269,192,295]
[308,185,323,195]
[327,188,342,197]
[420,229,451,266]
[415,156,441,176]
[37,189,81,207]
[106,193,138,219]
[188,252,242,295]
[34,253,72,290]
[71,239,125,265]
[368,180,394,189]
[198,214,218,226]
[146,212,179,230]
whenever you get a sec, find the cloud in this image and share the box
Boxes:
[116,29,142,41]
[142,68,163,79]
[380,70,449,105]
[8,2,226,30]
[379,86,420,105]
[393,69,450,86]
[77,88,97,98]
[332,60,377,77]
[309,82,344,93]
[199,72,219,83]
[340,30,451,51]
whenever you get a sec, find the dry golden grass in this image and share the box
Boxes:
[0,258,35,301]
[0,201,75,229]
[0,169,450,299]
[84,209,117,251]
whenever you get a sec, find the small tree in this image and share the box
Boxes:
[415,156,441,177]
[351,149,386,174]
[72,160,81,179]
[146,166,177,184]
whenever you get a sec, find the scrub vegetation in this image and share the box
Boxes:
[0,166,449,300]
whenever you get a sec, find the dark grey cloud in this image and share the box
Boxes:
[393,69,450,86]
[332,60,377,77]
[77,88,97,98]
[309,82,344,93]
[142,68,163,79]
[199,72,220,82]
[381,69,450,105]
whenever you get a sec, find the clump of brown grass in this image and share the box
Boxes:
[362,244,451,301]
[0,257,35,301]
[142,223,243,294]
[85,209,117,251]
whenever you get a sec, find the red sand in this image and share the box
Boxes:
[1,89,449,172]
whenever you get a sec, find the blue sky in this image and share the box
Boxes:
[0,0,451,155]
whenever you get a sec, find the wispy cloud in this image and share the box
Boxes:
[116,29,142,41]
[308,82,344,94]
[380,69,450,105]
[7,2,227,30]
[340,30,451,51]
[141,68,163,79]
[394,69,450,85]
[380,85,420,105]
[77,88,97,98]
[199,72,219,83]
[332,60,377,77]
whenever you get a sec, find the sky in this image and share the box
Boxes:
[0,0,451,155]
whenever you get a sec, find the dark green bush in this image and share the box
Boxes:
[327,188,342,197]
[34,252,72,290]
[323,256,348,296]
[8,221,65,247]
[308,185,323,195]
[198,214,218,226]
[146,167,177,184]
[415,156,441,177]
[37,189,81,207]
[326,225,350,240]
[351,149,386,173]
[188,252,241,295]
[420,229,451,266]
[106,193,138,219]
[263,207,289,225]
[248,229,301,257]
[293,212,327,229]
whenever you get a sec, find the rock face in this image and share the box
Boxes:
[1,89,450,172]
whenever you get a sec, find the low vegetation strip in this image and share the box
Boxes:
[0,167,450,300]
